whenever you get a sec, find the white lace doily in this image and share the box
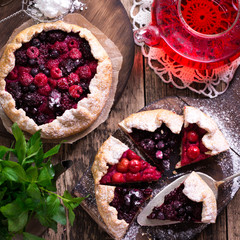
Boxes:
[130,0,240,98]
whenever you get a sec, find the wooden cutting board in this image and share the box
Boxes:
[0,0,135,138]
[73,69,240,240]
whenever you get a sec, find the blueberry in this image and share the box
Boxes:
[154,133,161,141]
[173,201,182,209]
[129,189,143,200]
[140,139,155,151]
[39,31,47,41]
[50,49,59,59]
[29,84,36,92]
[124,194,131,206]
[48,30,66,44]
[162,160,170,170]
[44,69,50,76]
[36,114,47,125]
[156,140,165,150]
[134,200,142,207]
[29,58,36,66]
[22,86,29,93]
[178,208,185,215]
[30,68,39,76]
[186,206,192,213]
[31,38,41,48]
[163,148,171,159]
[39,64,45,71]
[74,58,85,67]
[157,211,165,220]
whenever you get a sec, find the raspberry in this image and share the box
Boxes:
[69,85,83,98]
[67,38,79,49]
[53,41,68,53]
[46,59,60,69]
[69,48,82,59]
[112,173,125,183]
[116,158,129,173]
[18,66,31,75]
[76,65,92,79]
[60,93,76,110]
[187,145,200,159]
[34,73,48,87]
[50,67,62,79]
[48,78,58,89]
[38,84,52,96]
[7,67,18,80]
[187,131,199,142]
[67,73,80,85]
[88,61,98,76]
[20,72,34,86]
[57,78,69,90]
[26,46,39,59]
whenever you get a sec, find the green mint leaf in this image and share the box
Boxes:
[8,210,28,232]
[27,130,41,151]
[26,166,38,182]
[0,146,14,159]
[68,208,75,226]
[12,123,26,164]
[0,198,25,218]
[0,173,6,185]
[35,147,44,167]
[0,187,7,201]
[23,232,44,240]
[27,183,41,199]
[1,161,27,182]
[37,163,54,187]
[43,143,61,159]
[46,195,61,217]
[51,205,66,225]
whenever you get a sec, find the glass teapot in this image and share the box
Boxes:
[134,0,240,69]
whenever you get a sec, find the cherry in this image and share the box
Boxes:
[129,159,141,173]
[126,149,141,160]
[116,158,129,173]
[112,172,125,183]
[187,145,200,159]
[187,131,199,142]
[126,172,141,182]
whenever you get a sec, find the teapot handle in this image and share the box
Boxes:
[134,25,161,46]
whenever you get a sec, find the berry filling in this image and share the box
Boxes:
[5,30,98,125]
[99,149,161,185]
[181,124,211,167]
[110,187,152,223]
[128,124,179,172]
[147,183,202,222]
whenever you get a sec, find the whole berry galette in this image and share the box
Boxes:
[92,107,229,240]
[0,21,112,138]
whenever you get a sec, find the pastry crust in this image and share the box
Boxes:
[91,136,129,184]
[183,106,229,155]
[0,21,112,139]
[118,109,183,134]
[183,172,217,223]
[95,184,129,240]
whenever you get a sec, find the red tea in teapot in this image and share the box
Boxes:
[135,0,240,69]
[180,0,238,35]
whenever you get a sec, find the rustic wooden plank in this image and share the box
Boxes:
[227,190,240,240]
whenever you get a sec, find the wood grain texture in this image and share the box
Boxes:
[0,0,239,239]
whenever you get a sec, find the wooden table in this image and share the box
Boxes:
[1,1,239,239]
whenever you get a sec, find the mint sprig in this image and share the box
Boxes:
[0,123,85,240]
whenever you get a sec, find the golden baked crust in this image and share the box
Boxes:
[183,172,217,223]
[91,136,128,184]
[118,109,183,134]
[95,185,129,240]
[0,21,112,139]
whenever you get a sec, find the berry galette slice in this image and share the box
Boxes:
[95,184,152,240]
[0,21,112,139]
[118,109,183,172]
[176,106,229,168]
[91,136,161,185]
[138,172,216,225]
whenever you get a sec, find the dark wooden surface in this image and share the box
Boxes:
[0,0,240,240]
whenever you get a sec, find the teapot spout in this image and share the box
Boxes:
[134,25,161,46]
